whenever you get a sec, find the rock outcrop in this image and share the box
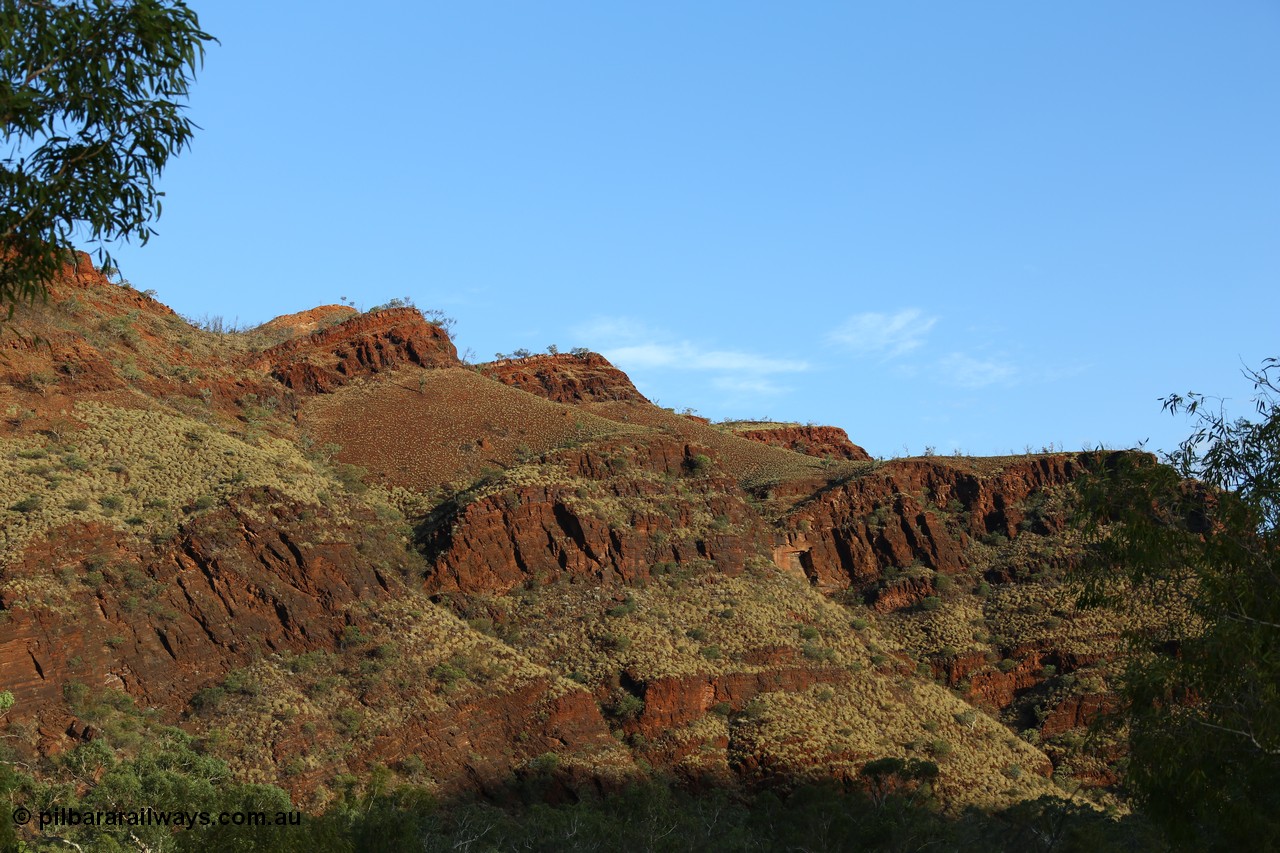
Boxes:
[0,489,394,719]
[734,425,872,462]
[482,352,649,404]
[259,307,458,393]
[255,304,359,340]
[422,439,771,596]
[772,454,1102,593]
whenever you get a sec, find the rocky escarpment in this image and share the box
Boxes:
[421,438,772,596]
[733,424,872,462]
[259,307,459,393]
[0,490,396,741]
[482,352,650,404]
[772,453,1104,595]
[254,304,359,340]
[0,252,181,395]
[0,485,622,798]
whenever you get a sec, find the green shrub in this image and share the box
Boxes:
[333,462,369,494]
[613,693,644,720]
[62,453,90,471]
[607,595,637,617]
[919,596,943,612]
[10,494,42,513]
[802,643,836,663]
[340,625,367,648]
[700,645,722,660]
[336,707,363,735]
[686,454,713,475]
[602,633,632,652]
[190,686,226,713]
[430,663,467,685]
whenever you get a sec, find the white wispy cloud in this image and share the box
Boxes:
[828,309,937,358]
[608,342,807,374]
[711,376,787,395]
[571,316,808,396]
[936,352,1018,388]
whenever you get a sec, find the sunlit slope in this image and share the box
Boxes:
[299,368,651,493]
[584,400,839,488]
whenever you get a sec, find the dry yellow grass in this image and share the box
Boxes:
[472,556,1072,810]
[0,398,337,571]
[193,596,633,804]
[732,680,1062,810]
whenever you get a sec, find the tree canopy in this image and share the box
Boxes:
[0,0,213,316]
[1074,358,1280,850]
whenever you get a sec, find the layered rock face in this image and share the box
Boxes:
[482,352,649,404]
[0,492,389,746]
[421,438,771,596]
[259,307,459,393]
[772,454,1100,594]
[0,489,619,793]
[735,424,872,462]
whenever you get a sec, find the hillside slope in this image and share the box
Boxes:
[0,260,1151,827]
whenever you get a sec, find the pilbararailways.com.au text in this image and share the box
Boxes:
[21,806,302,830]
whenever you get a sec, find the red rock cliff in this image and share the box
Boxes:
[772,454,1100,594]
[735,425,872,461]
[259,307,458,393]
[482,352,649,404]
[422,438,770,596]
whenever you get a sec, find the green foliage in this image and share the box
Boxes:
[612,692,644,720]
[429,662,467,686]
[1073,359,1280,850]
[606,594,637,618]
[9,493,40,512]
[801,642,835,662]
[686,453,714,475]
[0,0,216,316]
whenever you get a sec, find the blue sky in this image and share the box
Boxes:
[110,2,1279,458]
